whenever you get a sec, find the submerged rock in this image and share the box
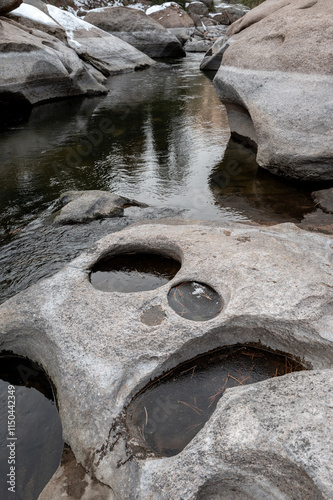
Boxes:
[0,221,333,498]
[84,6,185,59]
[213,0,333,181]
[53,190,148,224]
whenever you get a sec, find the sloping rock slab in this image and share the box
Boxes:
[46,5,155,75]
[213,0,333,181]
[0,221,333,498]
[84,6,185,59]
[312,188,333,214]
[8,3,67,41]
[53,190,148,224]
[0,17,106,106]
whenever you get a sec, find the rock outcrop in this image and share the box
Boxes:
[46,5,155,75]
[53,190,147,224]
[0,16,106,108]
[213,0,333,181]
[0,2,156,109]
[84,6,185,58]
[1,221,333,498]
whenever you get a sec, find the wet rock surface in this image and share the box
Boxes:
[84,6,185,58]
[0,220,332,499]
[213,0,333,181]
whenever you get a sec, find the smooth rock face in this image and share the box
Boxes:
[46,5,155,75]
[1,221,333,499]
[84,7,185,58]
[213,0,333,181]
[187,0,209,17]
[0,0,22,15]
[0,17,106,106]
[147,3,194,29]
[53,190,147,224]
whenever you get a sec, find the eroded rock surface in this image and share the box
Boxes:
[213,0,333,181]
[84,6,185,58]
[0,221,332,499]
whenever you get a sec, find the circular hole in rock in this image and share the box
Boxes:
[168,281,223,321]
[90,252,181,293]
[0,354,63,500]
[126,345,306,458]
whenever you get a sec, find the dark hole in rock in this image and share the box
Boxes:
[90,252,181,293]
[0,354,63,500]
[126,345,306,458]
[168,281,223,321]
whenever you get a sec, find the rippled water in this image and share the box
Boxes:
[0,54,317,304]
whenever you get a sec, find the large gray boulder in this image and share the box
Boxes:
[146,2,194,29]
[0,17,107,107]
[1,221,333,498]
[213,0,333,181]
[84,6,185,59]
[0,0,22,15]
[46,5,155,75]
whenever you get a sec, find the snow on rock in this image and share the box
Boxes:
[146,2,179,16]
[127,3,148,11]
[47,4,93,32]
[11,3,58,26]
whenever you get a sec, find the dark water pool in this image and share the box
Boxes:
[0,355,63,500]
[126,345,305,457]
[0,54,318,304]
[91,252,181,293]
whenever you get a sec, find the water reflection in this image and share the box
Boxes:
[210,138,315,223]
[0,355,63,500]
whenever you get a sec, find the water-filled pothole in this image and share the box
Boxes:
[90,252,181,293]
[126,345,305,457]
[168,281,223,321]
[0,354,63,500]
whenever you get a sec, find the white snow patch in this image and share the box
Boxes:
[47,4,98,47]
[11,3,58,26]
[47,4,94,32]
[146,2,179,15]
[128,3,148,11]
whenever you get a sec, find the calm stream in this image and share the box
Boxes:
[0,54,315,304]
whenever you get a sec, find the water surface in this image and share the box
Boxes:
[0,54,317,304]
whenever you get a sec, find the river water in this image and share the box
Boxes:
[0,54,316,304]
